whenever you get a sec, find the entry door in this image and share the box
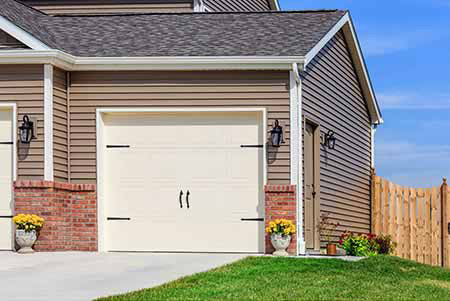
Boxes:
[304,122,320,250]
[103,111,264,253]
[0,108,13,250]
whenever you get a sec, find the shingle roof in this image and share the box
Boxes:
[0,0,346,57]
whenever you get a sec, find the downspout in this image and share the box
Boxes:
[66,72,71,182]
[371,124,377,169]
[292,63,306,255]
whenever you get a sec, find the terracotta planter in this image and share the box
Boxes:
[15,230,37,254]
[326,243,337,256]
[270,233,291,256]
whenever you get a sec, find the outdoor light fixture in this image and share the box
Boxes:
[270,119,284,148]
[322,130,336,150]
[18,115,35,144]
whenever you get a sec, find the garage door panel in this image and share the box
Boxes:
[103,111,264,253]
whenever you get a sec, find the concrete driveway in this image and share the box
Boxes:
[0,251,247,301]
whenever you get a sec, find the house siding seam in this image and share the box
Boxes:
[204,0,271,11]
[302,29,372,243]
[14,180,97,251]
[0,65,45,179]
[68,70,291,185]
[265,184,297,255]
[0,29,27,49]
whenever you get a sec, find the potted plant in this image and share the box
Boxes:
[12,214,44,254]
[266,219,296,256]
[318,213,340,256]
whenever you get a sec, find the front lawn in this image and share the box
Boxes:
[97,256,450,301]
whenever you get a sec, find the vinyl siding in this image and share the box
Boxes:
[53,68,68,182]
[0,65,44,179]
[22,0,193,15]
[0,30,27,50]
[68,70,290,184]
[204,0,271,11]
[302,30,372,242]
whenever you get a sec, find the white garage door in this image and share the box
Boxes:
[102,111,265,253]
[0,107,13,250]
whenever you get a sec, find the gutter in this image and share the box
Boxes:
[0,50,306,71]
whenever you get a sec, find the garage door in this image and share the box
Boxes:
[102,111,265,253]
[0,107,13,250]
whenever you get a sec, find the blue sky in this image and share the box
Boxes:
[281,0,450,187]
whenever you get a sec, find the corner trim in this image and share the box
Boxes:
[291,63,305,255]
[44,64,54,181]
[0,16,51,50]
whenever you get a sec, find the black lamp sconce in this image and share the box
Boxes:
[321,130,336,150]
[270,119,284,148]
[18,115,37,144]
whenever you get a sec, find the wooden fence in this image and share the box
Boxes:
[372,174,449,267]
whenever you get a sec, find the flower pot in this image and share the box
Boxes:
[15,229,37,254]
[270,233,291,256]
[326,243,337,256]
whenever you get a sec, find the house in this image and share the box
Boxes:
[0,0,382,255]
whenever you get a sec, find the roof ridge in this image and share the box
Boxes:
[50,9,343,18]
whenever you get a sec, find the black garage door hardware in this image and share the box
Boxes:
[241,218,264,222]
[107,217,131,221]
[106,145,130,148]
[0,215,13,219]
[0,142,13,145]
[240,145,263,148]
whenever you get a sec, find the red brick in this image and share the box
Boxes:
[13,180,98,252]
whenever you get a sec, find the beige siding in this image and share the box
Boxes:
[302,30,372,241]
[204,0,271,11]
[0,30,27,50]
[53,68,68,182]
[23,1,193,15]
[68,70,290,184]
[0,65,44,179]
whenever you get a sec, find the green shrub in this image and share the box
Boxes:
[339,232,377,256]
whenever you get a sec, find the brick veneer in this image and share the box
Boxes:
[14,181,97,251]
[265,185,297,255]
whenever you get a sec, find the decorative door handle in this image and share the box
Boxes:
[179,190,184,208]
[186,190,190,209]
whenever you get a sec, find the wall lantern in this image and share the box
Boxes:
[270,119,284,148]
[322,130,336,150]
[18,115,35,144]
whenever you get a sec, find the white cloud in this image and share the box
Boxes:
[378,92,450,109]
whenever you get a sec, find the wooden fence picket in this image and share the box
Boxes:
[403,186,410,260]
[425,188,432,265]
[410,188,417,262]
[431,187,439,266]
[383,179,390,235]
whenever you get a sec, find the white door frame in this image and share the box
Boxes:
[0,103,17,250]
[96,107,268,252]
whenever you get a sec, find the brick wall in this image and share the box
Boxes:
[14,181,97,251]
[265,185,297,255]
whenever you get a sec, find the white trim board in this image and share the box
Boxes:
[0,103,17,181]
[44,64,54,181]
[0,16,50,50]
[0,103,17,250]
[0,50,305,71]
[96,107,268,252]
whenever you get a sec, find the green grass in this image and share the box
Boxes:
[97,256,450,301]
